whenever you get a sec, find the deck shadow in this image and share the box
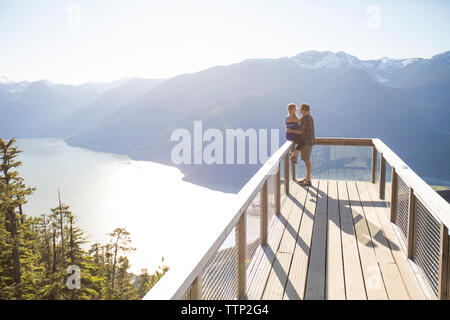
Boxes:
[287,180,400,252]
[263,245,301,300]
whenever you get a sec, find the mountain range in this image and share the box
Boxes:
[1,50,449,191]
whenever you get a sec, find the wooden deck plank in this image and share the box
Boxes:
[246,181,301,299]
[338,180,367,299]
[325,180,346,299]
[249,179,429,300]
[261,252,292,300]
[355,181,395,264]
[347,181,388,300]
[247,194,294,290]
[283,180,320,300]
[363,181,428,300]
[261,182,310,300]
[246,212,278,287]
[355,181,411,300]
[278,183,309,254]
[305,180,328,300]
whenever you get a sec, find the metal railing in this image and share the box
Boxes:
[373,139,450,299]
[144,138,450,300]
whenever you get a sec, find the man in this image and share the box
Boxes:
[286,103,315,186]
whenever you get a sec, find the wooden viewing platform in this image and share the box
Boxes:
[145,138,450,301]
[247,179,428,300]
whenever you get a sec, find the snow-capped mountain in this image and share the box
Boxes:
[1,50,449,190]
[64,50,450,191]
[243,50,450,87]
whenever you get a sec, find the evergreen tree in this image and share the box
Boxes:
[49,200,71,269]
[135,257,169,299]
[0,139,168,300]
[0,138,35,298]
[107,228,135,290]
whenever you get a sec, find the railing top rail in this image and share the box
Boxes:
[372,138,450,229]
[315,137,373,146]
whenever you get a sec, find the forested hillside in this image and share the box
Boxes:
[0,138,167,299]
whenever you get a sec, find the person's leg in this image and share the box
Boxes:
[305,159,311,182]
[300,144,312,184]
[291,135,304,159]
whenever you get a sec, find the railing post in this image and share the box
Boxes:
[237,210,247,300]
[438,223,449,300]
[371,146,377,183]
[406,188,416,259]
[448,234,450,300]
[190,274,202,300]
[379,153,386,200]
[260,180,268,246]
[389,167,398,223]
[275,162,281,215]
[291,145,296,182]
[284,155,289,195]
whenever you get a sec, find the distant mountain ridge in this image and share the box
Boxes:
[243,50,450,87]
[0,77,166,138]
[64,50,450,190]
[1,50,449,191]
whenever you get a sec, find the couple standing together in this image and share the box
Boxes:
[285,103,315,187]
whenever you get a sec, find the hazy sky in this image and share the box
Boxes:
[1,0,449,84]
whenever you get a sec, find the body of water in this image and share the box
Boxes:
[16,138,236,273]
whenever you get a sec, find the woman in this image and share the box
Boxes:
[285,103,304,164]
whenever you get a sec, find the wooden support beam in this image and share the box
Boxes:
[390,167,398,223]
[275,162,281,215]
[448,236,450,300]
[260,180,268,246]
[284,155,289,195]
[190,275,202,300]
[314,137,373,146]
[371,146,377,184]
[237,210,247,300]
[406,188,416,259]
[379,154,386,199]
[438,223,449,300]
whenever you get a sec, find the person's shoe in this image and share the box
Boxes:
[299,178,307,183]
[301,180,312,186]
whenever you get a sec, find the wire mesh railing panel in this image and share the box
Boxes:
[413,199,441,297]
[245,192,260,267]
[375,151,380,183]
[280,159,286,201]
[393,175,409,240]
[201,226,238,300]
[385,163,392,209]
[267,172,277,226]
